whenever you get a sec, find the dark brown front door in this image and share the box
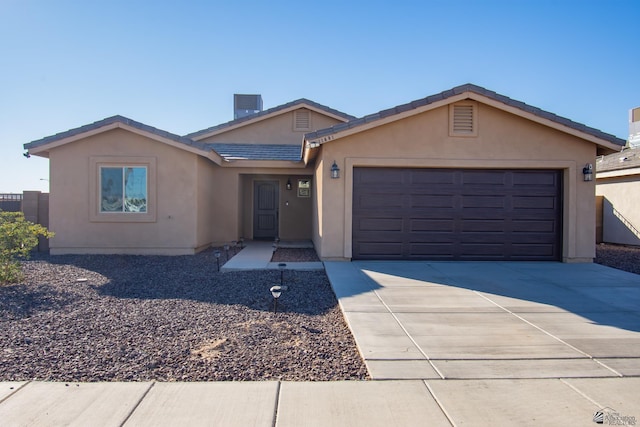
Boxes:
[253,180,279,240]
[352,168,562,261]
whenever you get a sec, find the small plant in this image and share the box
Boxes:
[0,211,54,284]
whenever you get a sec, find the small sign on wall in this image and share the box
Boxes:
[297,179,311,198]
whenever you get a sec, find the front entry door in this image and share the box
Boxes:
[253,180,279,240]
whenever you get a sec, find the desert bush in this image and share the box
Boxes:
[0,211,54,284]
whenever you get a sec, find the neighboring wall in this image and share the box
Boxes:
[596,175,640,245]
[0,192,49,252]
[313,102,597,262]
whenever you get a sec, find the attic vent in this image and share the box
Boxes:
[450,102,478,137]
[234,94,263,119]
[294,109,311,131]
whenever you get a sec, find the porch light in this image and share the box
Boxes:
[330,161,340,179]
[583,163,593,181]
[286,178,292,190]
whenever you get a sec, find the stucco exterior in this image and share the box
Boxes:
[24,85,624,260]
[26,101,346,255]
[48,128,205,255]
[197,108,342,145]
[308,100,608,263]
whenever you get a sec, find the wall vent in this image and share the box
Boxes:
[294,109,311,131]
[234,94,263,119]
[450,102,477,136]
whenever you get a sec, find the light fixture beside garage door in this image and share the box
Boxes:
[583,163,593,181]
[330,161,340,179]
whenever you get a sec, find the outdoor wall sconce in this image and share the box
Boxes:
[583,163,593,181]
[286,178,292,190]
[270,285,282,313]
[330,161,340,179]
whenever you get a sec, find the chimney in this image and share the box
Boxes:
[234,94,263,119]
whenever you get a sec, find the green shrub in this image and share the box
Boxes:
[0,211,54,284]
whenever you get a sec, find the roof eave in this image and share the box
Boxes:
[219,159,309,169]
[597,166,640,179]
[25,120,223,165]
[469,93,625,153]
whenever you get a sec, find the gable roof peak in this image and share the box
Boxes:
[24,114,208,155]
[304,83,625,151]
[186,97,355,140]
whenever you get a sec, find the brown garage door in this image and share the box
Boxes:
[352,168,562,261]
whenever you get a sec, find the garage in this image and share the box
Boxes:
[352,167,562,261]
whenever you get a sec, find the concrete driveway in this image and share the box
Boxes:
[326,261,640,380]
[325,261,640,424]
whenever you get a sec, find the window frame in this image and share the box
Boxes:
[90,156,157,223]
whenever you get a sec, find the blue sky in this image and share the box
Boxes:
[1,0,638,193]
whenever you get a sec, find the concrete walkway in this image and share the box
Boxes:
[2,257,640,426]
[221,240,324,271]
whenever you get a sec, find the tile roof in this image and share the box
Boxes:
[185,98,356,139]
[304,83,626,148]
[24,115,208,152]
[23,114,307,162]
[597,146,640,173]
[207,143,302,161]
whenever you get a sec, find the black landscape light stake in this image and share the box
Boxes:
[278,263,287,286]
[223,244,230,261]
[214,250,221,272]
[231,240,238,254]
[239,238,245,249]
[270,285,282,313]
[272,242,278,254]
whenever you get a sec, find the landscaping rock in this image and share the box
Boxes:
[0,249,367,382]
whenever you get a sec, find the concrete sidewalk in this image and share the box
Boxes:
[2,378,639,426]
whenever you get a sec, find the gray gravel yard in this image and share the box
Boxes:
[0,248,367,382]
[1,243,636,383]
[595,243,640,274]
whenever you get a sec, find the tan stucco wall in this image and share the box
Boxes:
[48,128,200,255]
[199,109,343,145]
[313,102,597,262]
[196,156,218,251]
[596,174,640,245]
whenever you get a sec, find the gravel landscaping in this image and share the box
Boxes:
[595,243,640,274]
[0,248,367,382]
[1,243,636,383]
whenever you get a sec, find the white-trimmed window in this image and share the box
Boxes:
[90,157,156,222]
[449,102,478,137]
